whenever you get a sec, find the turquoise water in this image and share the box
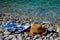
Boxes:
[0,0,60,23]
[0,0,60,11]
[0,0,60,7]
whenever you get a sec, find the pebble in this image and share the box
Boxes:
[0,33,2,40]
[17,34,22,40]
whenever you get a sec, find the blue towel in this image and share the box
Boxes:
[15,24,31,33]
[2,23,31,33]
[2,23,17,29]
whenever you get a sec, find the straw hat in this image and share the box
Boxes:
[27,23,47,36]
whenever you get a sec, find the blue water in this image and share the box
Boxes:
[0,0,60,23]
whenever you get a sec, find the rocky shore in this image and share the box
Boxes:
[0,13,60,40]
